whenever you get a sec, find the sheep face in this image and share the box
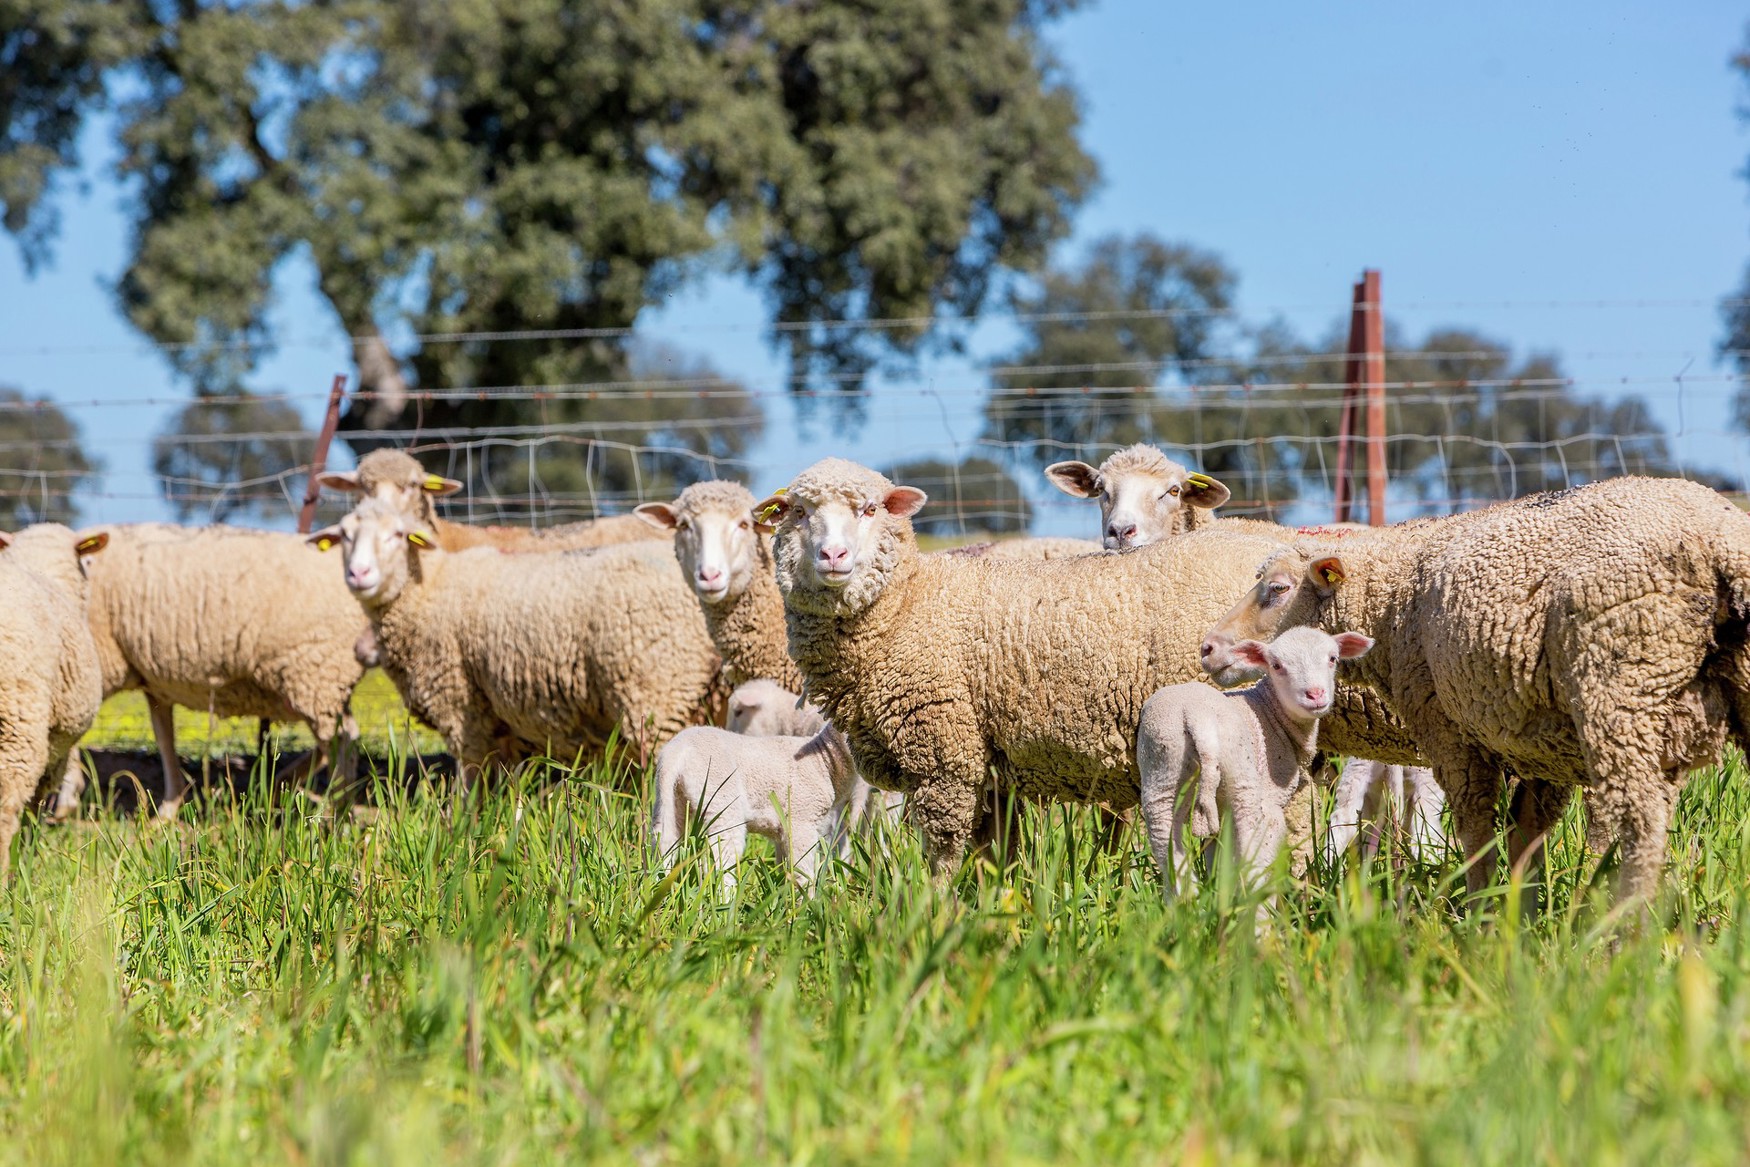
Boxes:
[319,450,462,523]
[309,498,432,609]
[1045,445,1230,550]
[1200,547,1348,686]
[1229,625,1373,721]
[759,459,927,617]
[636,483,761,605]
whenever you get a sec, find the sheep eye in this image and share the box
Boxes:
[676,519,690,531]
[738,518,752,530]
[1272,663,1283,671]
[862,502,879,518]
[1168,485,1181,497]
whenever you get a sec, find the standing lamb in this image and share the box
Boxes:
[0,525,108,874]
[651,723,860,891]
[753,458,1419,877]
[309,495,725,785]
[1137,627,1373,899]
[51,523,366,821]
[1199,477,1750,907]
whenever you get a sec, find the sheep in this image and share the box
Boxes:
[0,525,108,873]
[1044,444,1233,549]
[1198,476,1750,907]
[650,723,860,891]
[727,679,827,738]
[752,457,1416,876]
[50,523,366,822]
[308,495,725,785]
[1323,760,1446,863]
[1138,626,1373,900]
[321,448,664,553]
[944,536,1103,560]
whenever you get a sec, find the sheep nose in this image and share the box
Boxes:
[1107,522,1137,544]
[1304,687,1327,705]
[697,566,724,587]
[819,546,850,571]
[1199,640,1214,659]
[347,566,374,588]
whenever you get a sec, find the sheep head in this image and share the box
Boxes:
[757,458,926,617]
[1228,625,1373,721]
[1044,444,1230,550]
[1200,545,1350,686]
[635,480,763,606]
[319,450,462,533]
[308,496,436,609]
[6,525,109,599]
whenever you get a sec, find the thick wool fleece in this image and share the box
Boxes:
[354,449,662,553]
[1214,477,1750,903]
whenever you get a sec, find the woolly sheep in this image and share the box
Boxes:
[1323,761,1446,863]
[754,457,1402,876]
[727,679,827,738]
[50,523,366,821]
[0,525,108,872]
[322,448,663,553]
[651,723,860,891]
[309,496,724,784]
[1138,627,1373,900]
[1200,476,1750,907]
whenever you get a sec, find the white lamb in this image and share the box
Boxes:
[1138,626,1374,900]
[650,724,861,892]
[726,679,827,738]
[1323,760,1447,863]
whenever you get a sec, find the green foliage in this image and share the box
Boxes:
[0,385,98,527]
[151,390,313,523]
[9,749,1750,1162]
[3,0,1094,435]
[883,454,1032,535]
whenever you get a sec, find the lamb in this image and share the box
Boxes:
[0,525,107,874]
[754,457,1420,876]
[1199,476,1750,907]
[50,523,366,821]
[650,723,861,891]
[321,448,663,553]
[308,495,725,784]
[1138,627,1373,899]
[727,679,827,738]
[1323,760,1446,863]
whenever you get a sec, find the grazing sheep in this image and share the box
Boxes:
[1138,627,1373,900]
[727,679,827,738]
[651,723,860,891]
[309,496,724,785]
[0,525,107,872]
[1323,761,1447,863]
[1044,444,1233,549]
[51,523,366,821]
[1199,477,1750,907]
[322,448,663,553]
[756,457,1338,876]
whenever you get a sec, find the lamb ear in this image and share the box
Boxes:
[883,486,928,519]
[634,502,680,531]
[1309,556,1347,596]
[422,473,463,496]
[1044,461,1101,498]
[1231,640,1271,669]
[1333,632,1374,660]
[317,471,363,494]
[74,532,109,556]
[753,492,791,533]
[306,525,343,552]
[1183,472,1231,511]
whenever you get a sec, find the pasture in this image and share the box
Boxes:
[7,691,1750,1165]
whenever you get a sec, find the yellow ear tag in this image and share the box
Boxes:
[316,537,334,552]
[757,501,784,522]
[1323,568,1342,584]
[423,474,448,491]
[407,531,434,549]
[74,535,106,554]
[1187,473,1212,487]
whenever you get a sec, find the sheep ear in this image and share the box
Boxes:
[0,531,13,551]
[1183,472,1231,511]
[753,492,791,533]
[317,471,363,494]
[634,502,680,531]
[1333,632,1374,660]
[1232,640,1271,669]
[422,473,463,496]
[1309,556,1346,596]
[883,486,928,519]
[74,532,109,556]
[306,525,343,552]
[1044,461,1101,498]
[405,529,437,550]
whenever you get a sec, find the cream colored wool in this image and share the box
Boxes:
[762,458,1316,873]
[1200,476,1750,905]
[945,536,1103,560]
[727,679,827,738]
[316,497,725,779]
[0,525,105,875]
[57,522,366,820]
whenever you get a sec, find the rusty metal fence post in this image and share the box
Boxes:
[297,374,349,535]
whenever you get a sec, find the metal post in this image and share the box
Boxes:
[298,374,349,534]
[1360,270,1387,526]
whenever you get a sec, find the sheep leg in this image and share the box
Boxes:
[148,695,190,821]
[0,732,51,881]
[1405,766,1447,859]
[1233,804,1288,895]
[47,750,89,824]
[1281,782,1314,879]
[785,819,824,892]
[708,819,747,896]
[1324,759,1371,864]
[1505,777,1572,915]
[1434,748,1507,906]
[1589,768,1681,909]
[912,771,982,884]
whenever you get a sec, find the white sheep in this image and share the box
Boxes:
[1323,760,1447,863]
[1044,444,1232,549]
[727,679,827,738]
[1138,626,1373,900]
[650,723,860,891]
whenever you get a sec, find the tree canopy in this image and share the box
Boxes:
[0,387,99,527]
[883,455,1031,536]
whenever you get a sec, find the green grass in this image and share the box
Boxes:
[10,737,1750,1163]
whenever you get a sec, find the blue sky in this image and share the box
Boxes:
[4,1,1749,532]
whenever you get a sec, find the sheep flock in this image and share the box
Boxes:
[18,441,1750,919]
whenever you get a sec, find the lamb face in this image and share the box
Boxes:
[637,482,761,606]
[1200,546,1343,686]
[1229,625,1373,721]
[1045,444,1230,550]
[311,497,430,609]
[758,458,926,617]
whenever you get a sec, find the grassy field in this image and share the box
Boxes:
[10,699,1750,1163]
